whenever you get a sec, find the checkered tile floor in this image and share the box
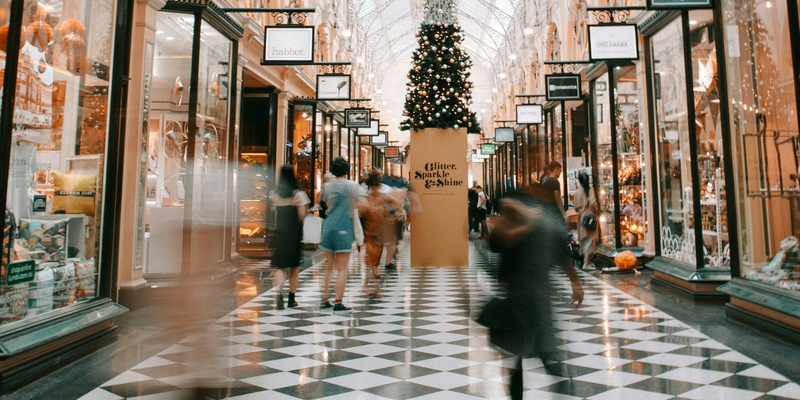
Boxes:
[80,244,799,400]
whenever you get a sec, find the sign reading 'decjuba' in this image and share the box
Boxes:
[262,26,314,64]
[413,162,464,189]
[588,24,639,61]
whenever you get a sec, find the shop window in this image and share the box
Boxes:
[723,0,800,289]
[3,0,116,323]
[652,18,694,264]
[689,10,728,268]
[290,103,317,199]
[594,73,616,246]
[615,67,645,247]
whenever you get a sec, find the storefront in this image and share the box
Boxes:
[138,1,242,280]
[238,86,279,257]
[716,0,800,340]
[0,0,129,388]
[640,10,732,297]
[587,63,649,265]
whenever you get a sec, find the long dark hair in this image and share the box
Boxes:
[578,171,590,193]
[277,164,299,198]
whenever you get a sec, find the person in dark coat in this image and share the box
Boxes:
[270,164,309,309]
[484,189,584,400]
[468,181,479,232]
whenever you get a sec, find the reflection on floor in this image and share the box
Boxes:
[75,243,800,400]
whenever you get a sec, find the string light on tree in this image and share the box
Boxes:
[399,0,480,133]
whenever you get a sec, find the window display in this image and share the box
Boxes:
[2,0,116,324]
[652,18,695,264]
[142,12,234,273]
[594,73,616,246]
[615,66,645,247]
[723,0,799,289]
[690,10,728,268]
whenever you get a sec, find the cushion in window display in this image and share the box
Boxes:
[52,171,96,216]
[16,218,69,261]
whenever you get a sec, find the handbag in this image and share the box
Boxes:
[353,209,364,246]
[580,190,597,230]
[350,183,364,246]
[581,214,597,230]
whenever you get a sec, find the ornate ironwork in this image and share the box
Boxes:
[544,60,593,74]
[318,63,350,74]
[587,6,647,24]
[271,10,308,25]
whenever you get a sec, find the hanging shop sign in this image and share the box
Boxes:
[316,74,351,100]
[371,132,388,145]
[545,74,582,101]
[646,0,712,9]
[385,146,400,158]
[516,104,544,124]
[471,154,485,163]
[344,108,371,128]
[358,119,380,136]
[494,127,514,142]
[588,24,639,61]
[480,143,496,155]
[262,26,315,64]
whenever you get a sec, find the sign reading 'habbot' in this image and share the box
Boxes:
[262,26,315,64]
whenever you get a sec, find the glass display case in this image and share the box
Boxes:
[238,151,274,256]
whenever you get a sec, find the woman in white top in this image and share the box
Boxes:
[573,171,598,271]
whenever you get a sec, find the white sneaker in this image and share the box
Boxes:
[582,265,596,271]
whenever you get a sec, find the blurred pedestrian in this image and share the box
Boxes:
[540,161,566,221]
[320,157,366,311]
[319,171,333,218]
[468,181,479,233]
[360,170,405,297]
[573,171,598,271]
[481,190,584,400]
[270,164,309,309]
[476,185,489,239]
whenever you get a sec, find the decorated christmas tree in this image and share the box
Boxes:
[400,1,480,133]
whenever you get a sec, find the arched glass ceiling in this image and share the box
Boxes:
[352,0,521,75]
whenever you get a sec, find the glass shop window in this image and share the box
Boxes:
[2,0,117,324]
[723,0,800,290]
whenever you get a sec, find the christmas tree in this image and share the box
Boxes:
[400,3,480,134]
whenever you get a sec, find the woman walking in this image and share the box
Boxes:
[360,170,405,297]
[319,157,365,311]
[573,171,598,271]
[482,189,584,400]
[270,164,310,309]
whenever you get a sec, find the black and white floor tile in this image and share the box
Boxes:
[80,244,799,400]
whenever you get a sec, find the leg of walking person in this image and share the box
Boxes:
[364,239,382,296]
[509,357,523,400]
[320,251,335,307]
[287,266,300,307]
[272,268,287,309]
[333,252,352,310]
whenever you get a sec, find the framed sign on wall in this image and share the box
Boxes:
[480,143,496,155]
[545,74,582,101]
[516,104,544,124]
[647,0,712,9]
[262,26,314,64]
[316,74,351,100]
[371,132,388,145]
[358,119,380,136]
[588,24,639,61]
[344,108,371,128]
[494,127,514,142]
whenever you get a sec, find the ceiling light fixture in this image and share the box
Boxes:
[498,73,506,79]
[509,53,517,61]
[523,27,534,35]
[342,28,352,38]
